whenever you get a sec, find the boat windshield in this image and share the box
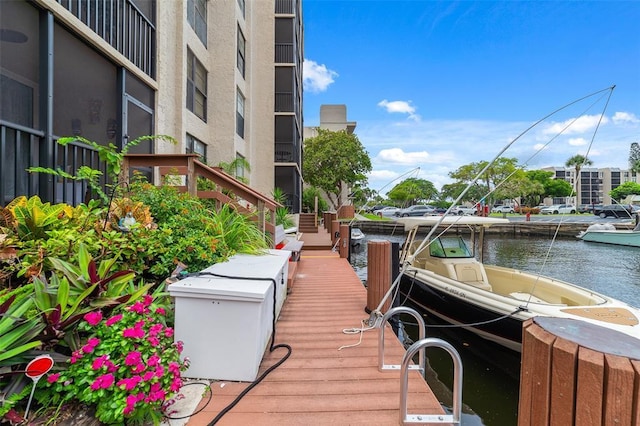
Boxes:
[429,236,473,258]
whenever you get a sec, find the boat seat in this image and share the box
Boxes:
[509,292,548,304]
[453,263,492,291]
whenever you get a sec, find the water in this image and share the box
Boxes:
[349,233,640,426]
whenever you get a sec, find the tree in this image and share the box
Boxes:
[387,178,437,205]
[545,178,573,199]
[523,170,554,206]
[218,157,251,183]
[448,157,520,206]
[302,186,329,213]
[565,154,593,193]
[609,181,640,202]
[303,129,372,210]
[629,142,640,178]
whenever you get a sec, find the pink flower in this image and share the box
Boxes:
[154,365,165,378]
[174,341,184,353]
[47,373,60,383]
[117,376,142,391]
[148,336,160,347]
[142,370,155,381]
[69,349,83,364]
[155,307,166,315]
[129,301,147,314]
[90,373,114,390]
[81,337,100,354]
[123,327,145,339]
[105,314,123,326]
[168,362,181,376]
[83,311,103,326]
[148,324,163,337]
[106,361,118,373]
[132,363,146,374]
[92,354,110,370]
[170,377,183,392]
[164,327,174,338]
[124,351,142,366]
[142,294,153,307]
[148,354,161,367]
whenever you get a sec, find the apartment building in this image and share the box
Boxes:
[0,0,303,212]
[543,166,635,205]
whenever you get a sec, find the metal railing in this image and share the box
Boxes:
[56,0,155,77]
[400,338,463,424]
[378,306,425,373]
[275,43,294,63]
[0,120,106,207]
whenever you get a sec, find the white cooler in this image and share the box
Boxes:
[168,250,289,381]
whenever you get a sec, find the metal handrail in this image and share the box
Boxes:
[378,306,425,373]
[399,338,463,424]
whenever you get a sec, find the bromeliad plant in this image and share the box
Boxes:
[37,293,188,425]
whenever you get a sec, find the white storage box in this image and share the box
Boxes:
[168,250,289,381]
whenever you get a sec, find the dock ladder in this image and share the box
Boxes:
[377,306,463,425]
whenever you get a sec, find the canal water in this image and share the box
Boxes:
[349,233,640,426]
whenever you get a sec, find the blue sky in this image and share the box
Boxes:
[302,1,640,193]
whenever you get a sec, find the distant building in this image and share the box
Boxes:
[0,0,303,212]
[303,105,357,209]
[543,166,636,205]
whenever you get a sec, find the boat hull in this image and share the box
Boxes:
[579,230,640,247]
[399,272,526,352]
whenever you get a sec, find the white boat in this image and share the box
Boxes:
[351,227,366,248]
[577,221,640,247]
[395,216,640,352]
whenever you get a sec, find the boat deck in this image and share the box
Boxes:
[186,250,444,425]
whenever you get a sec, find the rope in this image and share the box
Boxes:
[338,319,376,350]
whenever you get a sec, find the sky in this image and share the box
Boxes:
[301,0,640,194]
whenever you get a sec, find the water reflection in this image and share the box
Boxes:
[350,233,640,426]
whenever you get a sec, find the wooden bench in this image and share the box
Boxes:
[274,225,304,262]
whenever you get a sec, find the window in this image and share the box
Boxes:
[187,0,207,46]
[186,134,207,160]
[187,49,207,121]
[236,89,245,138]
[235,153,245,181]
[237,26,246,78]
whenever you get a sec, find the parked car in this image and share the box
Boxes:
[491,205,515,214]
[540,204,576,215]
[593,204,633,218]
[424,207,448,216]
[395,205,434,217]
[451,205,478,216]
[365,204,390,213]
[373,206,400,217]
[578,204,594,214]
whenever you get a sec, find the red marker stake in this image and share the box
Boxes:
[24,355,54,419]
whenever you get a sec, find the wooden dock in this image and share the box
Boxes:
[186,250,444,425]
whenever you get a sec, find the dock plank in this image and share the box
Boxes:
[186,251,444,425]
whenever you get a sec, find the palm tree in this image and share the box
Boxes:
[218,157,251,183]
[565,154,593,201]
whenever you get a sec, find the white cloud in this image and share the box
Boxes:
[356,115,633,192]
[568,137,587,146]
[612,111,640,125]
[302,60,338,93]
[542,114,609,136]
[378,100,421,121]
[377,148,430,165]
